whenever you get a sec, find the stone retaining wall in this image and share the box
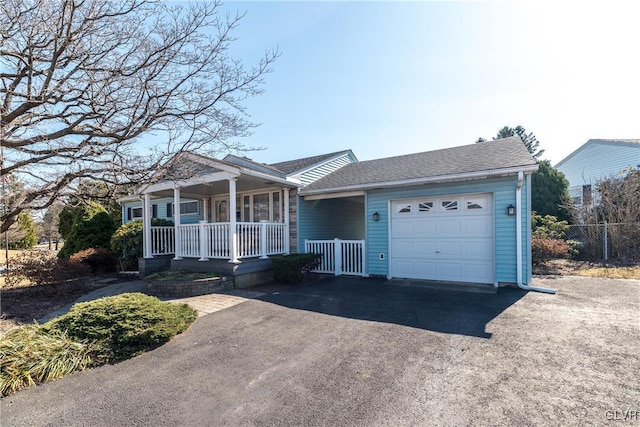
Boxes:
[147,276,234,298]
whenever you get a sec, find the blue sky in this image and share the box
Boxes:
[216,1,640,166]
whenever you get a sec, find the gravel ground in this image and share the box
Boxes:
[1,275,638,426]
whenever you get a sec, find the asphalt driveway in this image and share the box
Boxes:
[2,276,638,426]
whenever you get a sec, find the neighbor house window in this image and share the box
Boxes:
[166,203,173,217]
[152,204,158,219]
[582,185,592,206]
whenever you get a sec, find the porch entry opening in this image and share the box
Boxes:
[305,238,366,277]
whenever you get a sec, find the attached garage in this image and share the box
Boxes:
[389,193,494,284]
[298,137,540,288]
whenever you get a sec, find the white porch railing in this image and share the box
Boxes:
[165,221,288,260]
[305,238,366,277]
[151,226,175,256]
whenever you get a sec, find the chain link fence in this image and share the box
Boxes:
[565,222,640,263]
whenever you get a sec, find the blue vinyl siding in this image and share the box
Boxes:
[300,153,357,186]
[122,197,203,225]
[366,175,533,284]
[297,196,365,252]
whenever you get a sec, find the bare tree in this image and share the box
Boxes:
[42,202,63,249]
[0,0,278,232]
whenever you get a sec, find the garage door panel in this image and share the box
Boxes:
[391,260,414,277]
[391,240,414,257]
[439,241,461,256]
[462,217,493,236]
[415,220,437,234]
[464,240,493,259]
[414,261,437,277]
[437,262,463,280]
[415,241,437,256]
[391,221,415,238]
[438,219,461,234]
[390,193,494,284]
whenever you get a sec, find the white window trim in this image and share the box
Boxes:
[179,200,200,216]
[131,206,143,219]
[211,187,284,223]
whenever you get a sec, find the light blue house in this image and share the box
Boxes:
[555,139,640,208]
[122,137,540,290]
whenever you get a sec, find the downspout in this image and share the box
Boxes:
[515,171,556,294]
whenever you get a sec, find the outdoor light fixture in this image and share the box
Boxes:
[507,205,516,216]
[373,212,380,222]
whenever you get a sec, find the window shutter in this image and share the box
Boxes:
[127,207,132,221]
[152,204,158,219]
[166,203,173,217]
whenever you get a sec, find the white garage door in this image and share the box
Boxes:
[390,193,494,284]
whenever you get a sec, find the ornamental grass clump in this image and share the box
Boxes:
[0,325,94,397]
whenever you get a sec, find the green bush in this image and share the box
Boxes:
[111,220,143,261]
[110,219,174,268]
[0,325,95,397]
[45,293,197,363]
[8,212,38,249]
[531,212,569,239]
[271,253,322,283]
[4,250,91,287]
[58,202,117,258]
[0,293,197,396]
[69,247,118,273]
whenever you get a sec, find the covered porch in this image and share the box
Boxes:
[136,154,298,276]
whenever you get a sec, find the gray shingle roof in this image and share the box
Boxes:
[301,137,536,194]
[269,150,353,175]
[222,154,288,178]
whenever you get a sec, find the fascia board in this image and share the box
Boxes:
[299,165,539,196]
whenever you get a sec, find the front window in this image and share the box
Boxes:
[272,192,281,222]
[253,193,269,221]
[131,207,143,219]
[180,201,199,215]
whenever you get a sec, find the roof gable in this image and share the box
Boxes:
[301,137,537,194]
[554,139,640,169]
[222,154,287,178]
[269,150,355,175]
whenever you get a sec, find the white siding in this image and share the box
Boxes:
[556,142,640,196]
[300,154,356,186]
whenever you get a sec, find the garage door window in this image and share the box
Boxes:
[418,201,434,212]
[466,199,485,210]
[396,204,411,214]
[441,200,458,211]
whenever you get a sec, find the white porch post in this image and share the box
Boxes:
[228,179,239,263]
[198,220,207,261]
[260,222,268,259]
[283,188,290,254]
[202,197,209,223]
[142,193,153,259]
[173,187,182,260]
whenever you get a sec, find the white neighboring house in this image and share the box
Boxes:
[555,139,640,209]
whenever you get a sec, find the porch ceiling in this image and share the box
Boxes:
[151,174,297,199]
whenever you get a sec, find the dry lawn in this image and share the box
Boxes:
[534,258,640,279]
